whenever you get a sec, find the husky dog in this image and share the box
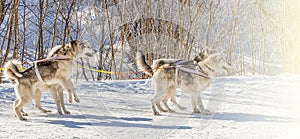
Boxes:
[31,42,95,115]
[4,40,95,120]
[3,60,63,115]
[136,50,230,115]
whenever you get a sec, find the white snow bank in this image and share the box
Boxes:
[0,75,300,138]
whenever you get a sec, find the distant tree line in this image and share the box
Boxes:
[0,0,298,83]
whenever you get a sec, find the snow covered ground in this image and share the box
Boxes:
[0,74,300,139]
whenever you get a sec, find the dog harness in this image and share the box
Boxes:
[174,60,211,87]
[34,61,45,83]
[34,56,73,83]
[196,63,215,75]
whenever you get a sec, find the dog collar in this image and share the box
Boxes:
[176,65,210,79]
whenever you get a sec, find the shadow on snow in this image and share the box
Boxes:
[44,114,191,129]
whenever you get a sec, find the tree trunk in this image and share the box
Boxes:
[12,0,20,59]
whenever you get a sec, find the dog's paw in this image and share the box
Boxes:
[20,117,27,121]
[22,112,28,116]
[201,109,211,115]
[45,110,52,113]
[153,111,160,115]
[18,116,27,121]
[64,110,71,114]
[41,109,52,113]
[74,97,80,103]
[193,107,201,113]
[57,111,63,115]
[192,109,201,114]
[167,109,176,113]
[68,98,72,103]
[159,109,168,112]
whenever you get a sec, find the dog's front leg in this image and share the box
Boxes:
[56,86,70,114]
[14,98,29,121]
[67,79,80,103]
[195,93,210,115]
[57,78,73,103]
[49,86,63,115]
[190,93,200,114]
[34,89,52,113]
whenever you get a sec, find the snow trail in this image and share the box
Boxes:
[0,74,299,138]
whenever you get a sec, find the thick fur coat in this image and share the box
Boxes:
[136,50,230,115]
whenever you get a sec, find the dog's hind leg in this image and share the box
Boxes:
[14,85,32,121]
[151,89,166,115]
[34,89,52,113]
[162,98,175,113]
[170,95,186,110]
[168,86,186,110]
[14,97,30,121]
[151,97,161,115]
[151,77,168,115]
[20,108,28,116]
[56,86,70,114]
[156,97,167,112]
[17,101,28,116]
[161,86,175,113]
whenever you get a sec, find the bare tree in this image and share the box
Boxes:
[0,0,289,82]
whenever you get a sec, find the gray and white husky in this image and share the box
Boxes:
[4,40,95,120]
[136,49,230,115]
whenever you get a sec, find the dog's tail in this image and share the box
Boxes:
[136,50,153,76]
[3,60,23,82]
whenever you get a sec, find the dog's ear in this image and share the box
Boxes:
[195,47,209,62]
[193,55,201,62]
[158,60,165,66]
[60,45,67,55]
[60,44,72,55]
[65,43,72,50]
[70,40,78,47]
